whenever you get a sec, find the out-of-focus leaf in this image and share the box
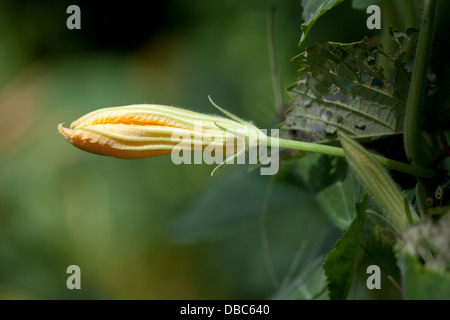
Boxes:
[323,194,367,300]
[396,216,450,299]
[397,251,450,299]
[265,206,340,300]
[270,258,328,300]
[170,167,322,243]
[352,0,381,10]
[296,154,362,230]
[299,0,344,47]
[398,216,450,271]
[170,166,342,300]
[282,40,411,143]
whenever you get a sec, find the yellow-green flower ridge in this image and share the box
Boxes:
[58,103,262,159]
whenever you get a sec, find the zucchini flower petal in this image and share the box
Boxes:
[58,103,263,160]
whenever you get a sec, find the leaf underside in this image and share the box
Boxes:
[282,39,412,144]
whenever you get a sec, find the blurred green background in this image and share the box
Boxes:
[0,0,402,299]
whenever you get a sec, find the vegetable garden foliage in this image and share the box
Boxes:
[282,37,414,144]
[175,0,450,299]
[282,0,450,299]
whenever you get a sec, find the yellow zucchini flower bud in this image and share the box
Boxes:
[58,100,263,161]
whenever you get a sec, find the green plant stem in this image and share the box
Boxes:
[267,136,436,178]
[379,0,397,78]
[403,0,437,167]
[267,6,283,116]
[404,0,418,28]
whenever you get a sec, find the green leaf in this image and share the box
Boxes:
[349,210,402,299]
[170,166,342,300]
[169,167,326,243]
[282,40,410,143]
[396,215,450,299]
[398,215,450,271]
[299,0,344,47]
[323,194,368,300]
[397,251,450,299]
[271,258,328,300]
[170,168,268,243]
[352,0,381,10]
[296,154,362,230]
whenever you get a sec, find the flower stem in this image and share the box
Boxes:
[267,136,436,179]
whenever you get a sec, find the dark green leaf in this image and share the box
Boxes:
[352,0,381,10]
[323,194,368,300]
[397,251,450,299]
[396,216,450,299]
[350,210,402,299]
[296,154,363,230]
[271,258,328,300]
[299,0,344,47]
[170,167,325,243]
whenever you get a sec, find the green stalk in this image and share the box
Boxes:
[267,6,283,116]
[379,0,397,79]
[267,136,436,178]
[404,0,418,28]
[403,0,437,167]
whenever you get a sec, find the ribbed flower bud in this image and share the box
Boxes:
[58,103,263,160]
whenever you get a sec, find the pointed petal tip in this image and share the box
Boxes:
[58,122,75,140]
[57,123,69,138]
